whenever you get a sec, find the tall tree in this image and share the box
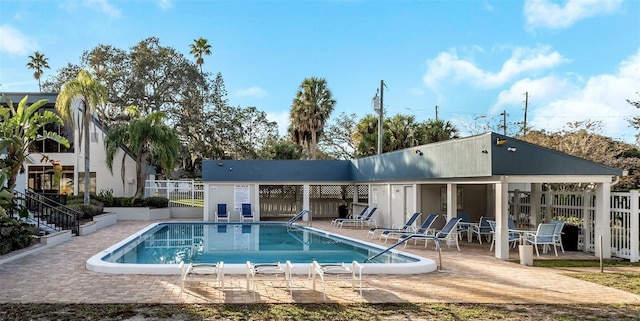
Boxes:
[520,120,640,190]
[288,77,336,159]
[55,70,107,205]
[420,119,459,143]
[189,37,212,72]
[353,114,459,157]
[104,106,180,199]
[318,112,358,160]
[352,114,379,157]
[0,95,69,190]
[26,51,50,92]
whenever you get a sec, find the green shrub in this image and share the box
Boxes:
[66,203,103,219]
[145,197,169,208]
[0,218,34,255]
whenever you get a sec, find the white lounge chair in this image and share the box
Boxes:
[310,260,364,301]
[179,261,224,299]
[246,261,293,301]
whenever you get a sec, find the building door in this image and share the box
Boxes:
[404,186,415,225]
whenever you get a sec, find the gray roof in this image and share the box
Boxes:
[203,133,622,183]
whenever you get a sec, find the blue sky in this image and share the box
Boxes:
[1,0,639,143]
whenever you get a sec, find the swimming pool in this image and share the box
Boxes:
[86,222,437,275]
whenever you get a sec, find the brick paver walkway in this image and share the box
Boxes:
[0,219,638,304]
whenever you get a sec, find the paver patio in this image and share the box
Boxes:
[0,219,638,304]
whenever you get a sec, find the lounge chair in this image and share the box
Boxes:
[380,213,438,244]
[337,207,377,229]
[332,206,368,226]
[456,212,470,241]
[487,220,519,251]
[367,212,421,239]
[551,219,566,254]
[215,203,230,222]
[310,260,364,300]
[400,217,463,250]
[246,261,293,301]
[179,261,224,299]
[471,216,494,244]
[240,203,254,222]
[524,223,559,256]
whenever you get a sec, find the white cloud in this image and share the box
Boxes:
[423,45,567,90]
[0,24,37,56]
[491,76,577,114]
[157,0,173,10]
[266,110,290,137]
[234,86,268,99]
[84,0,122,19]
[529,49,640,142]
[524,0,622,30]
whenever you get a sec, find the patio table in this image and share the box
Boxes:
[458,222,479,242]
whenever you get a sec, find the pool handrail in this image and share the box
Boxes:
[366,235,444,269]
[287,210,310,227]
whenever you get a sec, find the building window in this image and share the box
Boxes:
[27,106,74,153]
[28,165,74,194]
[78,172,97,195]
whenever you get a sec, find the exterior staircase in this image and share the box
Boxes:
[10,190,80,236]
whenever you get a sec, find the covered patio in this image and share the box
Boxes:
[201,132,625,261]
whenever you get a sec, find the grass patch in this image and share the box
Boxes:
[568,272,640,296]
[508,259,640,268]
[1,303,640,321]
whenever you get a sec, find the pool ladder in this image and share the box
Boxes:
[287,210,311,228]
[365,235,444,270]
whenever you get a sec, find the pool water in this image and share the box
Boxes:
[87,222,437,275]
[104,222,414,264]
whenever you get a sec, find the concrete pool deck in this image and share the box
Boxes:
[0,219,638,304]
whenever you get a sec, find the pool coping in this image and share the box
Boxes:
[86,221,438,275]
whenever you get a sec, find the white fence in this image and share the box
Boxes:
[510,190,640,262]
[144,180,204,208]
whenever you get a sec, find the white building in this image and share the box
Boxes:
[3,92,143,198]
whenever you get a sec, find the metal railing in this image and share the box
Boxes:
[144,180,204,207]
[11,190,80,235]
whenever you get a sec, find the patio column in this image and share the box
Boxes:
[302,184,310,222]
[594,182,612,259]
[494,178,509,259]
[446,183,457,220]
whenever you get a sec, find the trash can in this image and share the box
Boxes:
[562,224,580,251]
[519,244,533,266]
[338,205,348,218]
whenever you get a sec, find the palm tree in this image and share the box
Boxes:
[288,77,336,159]
[55,70,107,205]
[385,115,417,152]
[26,51,50,92]
[104,106,180,200]
[189,37,212,72]
[0,95,69,190]
[421,119,459,143]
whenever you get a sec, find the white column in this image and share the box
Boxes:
[494,178,509,259]
[302,184,310,221]
[447,183,457,220]
[203,183,210,221]
[594,182,612,259]
[253,184,261,221]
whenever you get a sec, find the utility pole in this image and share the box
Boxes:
[378,80,385,154]
[435,105,439,121]
[523,91,529,135]
[500,110,508,135]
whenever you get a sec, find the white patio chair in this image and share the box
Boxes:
[524,223,559,256]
